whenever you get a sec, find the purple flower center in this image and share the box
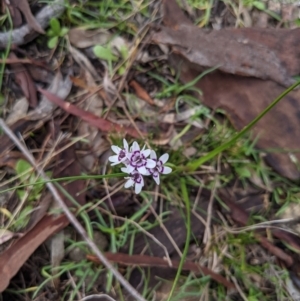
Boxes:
[156,160,164,173]
[147,159,164,175]
[130,151,146,168]
[118,150,126,161]
[132,172,142,184]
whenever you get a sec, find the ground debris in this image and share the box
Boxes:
[152,0,300,180]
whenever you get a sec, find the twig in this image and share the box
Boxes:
[0,0,65,48]
[98,206,172,267]
[0,118,147,301]
[144,196,183,257]
[81,294,116,301]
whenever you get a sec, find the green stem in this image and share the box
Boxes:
[187,80,300,171]
[166,178,191,301]
[0,173,126,194]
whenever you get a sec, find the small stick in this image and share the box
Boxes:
[0,0,65,49]
[0,118,147,301]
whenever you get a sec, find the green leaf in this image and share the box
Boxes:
[16,159,31,176]
[17,189,25,200]
[50,18,61,35]
[118,66,126,75]
[253,1,266,10]
[46,29,54,37]
[0,93,4,106]
[119,44,129,60]
[14,205,33,230]
[59,27,69,37]
[93,45,118,62]
[48,36,58,49]
[294,19,300,27]
[235,166,251,178]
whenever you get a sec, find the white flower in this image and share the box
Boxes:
[145,150,172,185]
[108,140,172,194]
[123,170,144,194]
[108,139,130,166]
[123,141,156,174]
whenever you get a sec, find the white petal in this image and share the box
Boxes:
[123,139,129,151]
[121,166,130,173]
[146,159,156,168]
[135,182,143,194]
[141,174,144,186]
[138,166,148,175]
[142,149,151,157]
[159,153,169,164]
[143,168,152,176]
[111,145,121,154]
[153,174,160,185]
[131,141,140,152]
[124,178,134,188]
[150,150,157,160]
[108,155,119,163]
[162,166,172,174]
[121,165,135,173]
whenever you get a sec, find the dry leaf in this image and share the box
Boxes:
[153,0,300,87]
[129,80,155,106]
[0,0,65,48]
[38,88,143,138]
[77,71,109,171]
[9,0,45,34]
[6,97,29,125]
[152,0,300,180]
[0,229,21,245]
[0,214,69,292]
[28,72,72,120]
[9,52,38,108]
[68,28,111,48]
[50,231,65,288]
[87,252,236,290]
[68,45,101,81]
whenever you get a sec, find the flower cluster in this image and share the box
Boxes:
[108,139,172,194]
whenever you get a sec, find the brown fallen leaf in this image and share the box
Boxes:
[6,97,29,125]
[0,124,86,292]
[272,229,300,255]
[0,58,44,65]
[9,0,45,34]
[38,88,143,138]
[129,80,155,105]
[152,0,300,180]
[9,52,38,108]
[6,0,22,28]
[68,27,111,48]
[0,74,71,156]
[153,0,300,88]
[0,214,69,293]
[87,252,236,290]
